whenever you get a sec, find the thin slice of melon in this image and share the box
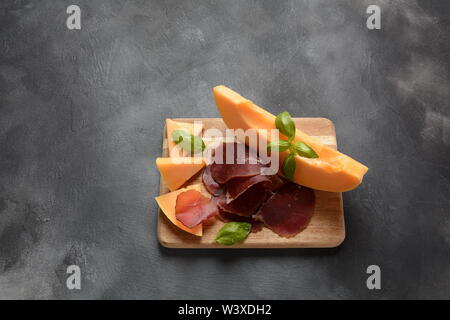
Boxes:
[155,185,203,236]
[213,85,368,192]
[156,157,206,191]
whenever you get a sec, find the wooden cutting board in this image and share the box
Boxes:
[157,118,344,248]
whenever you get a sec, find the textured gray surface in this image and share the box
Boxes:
[0,0,449,299]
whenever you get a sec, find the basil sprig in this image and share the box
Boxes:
[215,222,251,246]
[267,112,319,180]
[275,111,296,139]
[294,141,318,158]
[267,139,291,152]
[172,129,205,155]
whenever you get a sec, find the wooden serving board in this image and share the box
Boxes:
[157,118,344,248]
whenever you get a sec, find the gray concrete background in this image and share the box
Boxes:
[0,0,449,299]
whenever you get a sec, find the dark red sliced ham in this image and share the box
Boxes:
[218,209,264,233]
[226,173,286,202]
[218,184,269,217]
[175,190,218,228]
[267,174,287,192]
[210,142,265,183]
[254,183,315,238]
[226,174,272,201]
[197,141,315,238]
[211,163,263,184]
[202,165,224,196]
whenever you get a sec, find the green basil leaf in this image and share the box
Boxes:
[294,141,319,158]
[267,140,291,152]
[282,153,296,180]
[215,222,251,246]
[172,129,190,144]
[275,111,296,139]
[187,135,206,154]
[172,129,205,155]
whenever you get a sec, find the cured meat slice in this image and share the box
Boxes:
[217,184,269,217]
[175,190,218,228]
[211,162,262,184]
[210,142,265,183]
[226,173,286,202]
[254,183,315,238]
[202,165,224,196]
[218,209,264,233]
[226,174,271,201]
[267,174,286,192]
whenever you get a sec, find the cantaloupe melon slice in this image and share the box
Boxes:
[166,119,203,157]
[155,184,203,236]
[213,85,368,192]
[156,157,206,191]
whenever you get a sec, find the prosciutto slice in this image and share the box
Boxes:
[175,190,218,228]
[196,140,316,238]
[211,162,263,184]
[210,142,265,183]
[254,183,315,238]
[267,174,286,192]
[225,173,287,202]
[217,184,269,217]
[202,165,224,196]
[226,175,272,201]
[218,209,264,233]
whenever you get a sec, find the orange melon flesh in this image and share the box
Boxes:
[213,85,368,192]
[156,157,206,191]
[155,185,203,236]
[166,119,203,157]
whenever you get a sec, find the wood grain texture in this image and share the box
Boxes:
[157,118,344,248]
